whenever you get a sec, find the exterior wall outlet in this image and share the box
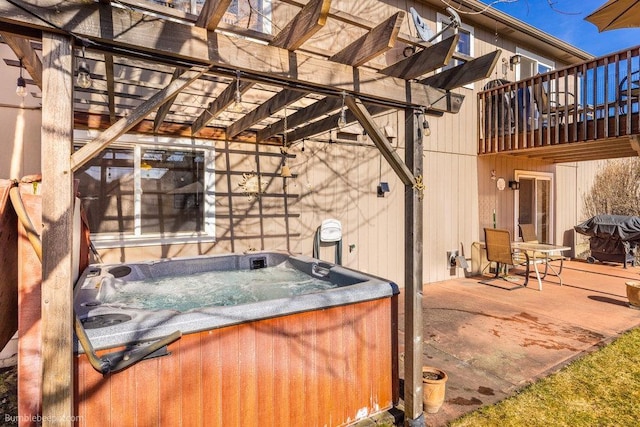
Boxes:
[447,250,459,269]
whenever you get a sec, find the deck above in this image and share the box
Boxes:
[479,46,640,163]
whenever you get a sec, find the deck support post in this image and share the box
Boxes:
[41,32,75,426]
[403,105,425,426]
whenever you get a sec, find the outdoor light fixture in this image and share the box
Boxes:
[280,164,292,178]
[377,182,390,197]
[16,59,27,97]
[280,106,293,179]
[229,70,244,113]
[509,180,520,190]
[501,57,509,76]
[422,117,431,137]
[77,46,92,89]
[415,108,431,137]
[337,91,347,128]
[509,54,521,71]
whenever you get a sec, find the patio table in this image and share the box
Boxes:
[512,242,571,291]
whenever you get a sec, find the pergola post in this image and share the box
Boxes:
[344,97,425,425]
[403,106,424,426]
[41,32,75,426]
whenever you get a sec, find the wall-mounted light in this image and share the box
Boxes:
[377,182,390,197]
[337,91,347,128]
[509,54,521,71]
[501,57,509,76]
[16,59,27,97]
[509,180,520,190]
[77,45,92,89]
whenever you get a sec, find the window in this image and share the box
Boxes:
[515,48,554,80]
[436,12,474,88]
[220,0,272,34]
[74,132,215,247]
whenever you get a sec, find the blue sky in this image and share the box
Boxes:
[478,0,638,57]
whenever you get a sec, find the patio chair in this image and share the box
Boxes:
[618,70,640,113]
[519,223,564,276]
[482,228,530,289]
[533,82,585,126]
[532,81,551,127]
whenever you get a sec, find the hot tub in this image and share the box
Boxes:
[73,251,399,426]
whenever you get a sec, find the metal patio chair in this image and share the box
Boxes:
[619,70,640,113]
[482,228,530,289]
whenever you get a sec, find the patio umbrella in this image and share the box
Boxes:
[585,0,640,32]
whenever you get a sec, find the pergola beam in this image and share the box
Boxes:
[285,104,390,143]
[195,0,233,30]
[104,53,117,123]
[72,66,207,171]
[75,111,283,144]
[0,1,460,112]
[0,32,43,88]
[380,34,459,80]
[226,89,308,139]
[329,11,404,67]
[153,67,183,132]
[420,50,502,90]
[345,96,415,186]
[256,96,342,142]
[270,0,331,50]
[191,80,253,135]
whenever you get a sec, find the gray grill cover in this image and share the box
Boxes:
[574,215,640,241]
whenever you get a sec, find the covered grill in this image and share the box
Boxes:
[574,215,640,268]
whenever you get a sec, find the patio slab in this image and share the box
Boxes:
[397,260,640,426]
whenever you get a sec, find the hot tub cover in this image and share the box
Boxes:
[574,215,640,241]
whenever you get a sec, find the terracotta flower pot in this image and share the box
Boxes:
[422,366,448,414]
[626,281,640,309]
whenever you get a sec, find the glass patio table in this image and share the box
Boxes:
[512,242,571,291]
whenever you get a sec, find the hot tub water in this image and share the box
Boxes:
[101,263,337,312]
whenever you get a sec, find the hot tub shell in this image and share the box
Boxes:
[73,251,399,426]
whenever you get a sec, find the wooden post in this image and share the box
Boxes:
[404,106,425,426]
[344,96,424,425]
[41,32,75,426]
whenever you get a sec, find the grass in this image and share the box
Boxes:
[451,327,640,427]
[0,366,18,422]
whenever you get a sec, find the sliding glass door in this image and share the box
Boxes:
[515,171,553,243]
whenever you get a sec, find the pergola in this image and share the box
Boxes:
[0,1,499,425]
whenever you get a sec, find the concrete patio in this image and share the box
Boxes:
[397,259,640,426]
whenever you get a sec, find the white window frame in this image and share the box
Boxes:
[515,47,555,81]
[74,130,216,248]
[436,12,474,89]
